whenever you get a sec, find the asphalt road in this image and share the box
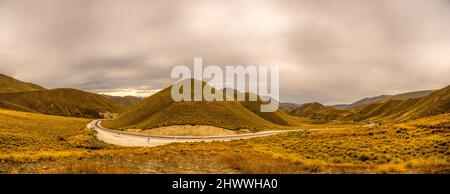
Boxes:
[87,120,334,147]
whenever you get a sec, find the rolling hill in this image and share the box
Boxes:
[289,85,449,123]
[333,90,433,109]
[0,88,124,118]
[290,102,347,122]
[103,79,295,131]
[279,102,300,113]
[0,73,46,93]
[347,85,450,122]
[102,95,142,107]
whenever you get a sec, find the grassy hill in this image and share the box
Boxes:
[334,90,433,109]
[345,85,449,122]
[291,102,330,116]
[102,95,142,107]
[103,79,295,131]
[290,85,449,123]
[0,73,46,93]
[388,90,434,101]
[0,88,124,118]
[279,102,300,113]
[290,102,348,122]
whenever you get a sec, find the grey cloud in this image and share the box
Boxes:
[0,0,449,104]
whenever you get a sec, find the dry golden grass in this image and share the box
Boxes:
[1,109,448,174]
[0,109,112,154]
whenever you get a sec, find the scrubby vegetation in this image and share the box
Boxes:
[245,114,449,173]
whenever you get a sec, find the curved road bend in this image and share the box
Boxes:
[87,120,339,147]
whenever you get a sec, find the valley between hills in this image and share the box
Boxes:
[0,73,448,174]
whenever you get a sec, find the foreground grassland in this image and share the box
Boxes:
[0,109,448,174]
[0,109,108,153]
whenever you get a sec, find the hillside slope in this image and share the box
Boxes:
[346,85,449,122]
[102,95,142,107]
[0,73,46,93]
[290,102,347,122]
[103,79,295,131]
[0,88,124,118]
[279,102,300,113]
[290,85,449,123]
[334,90,433,109]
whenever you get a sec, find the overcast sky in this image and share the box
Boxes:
[1,0,449,104]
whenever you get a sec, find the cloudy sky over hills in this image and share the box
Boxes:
[1,0,449,103]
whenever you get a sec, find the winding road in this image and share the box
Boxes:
[87,120,336,147]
